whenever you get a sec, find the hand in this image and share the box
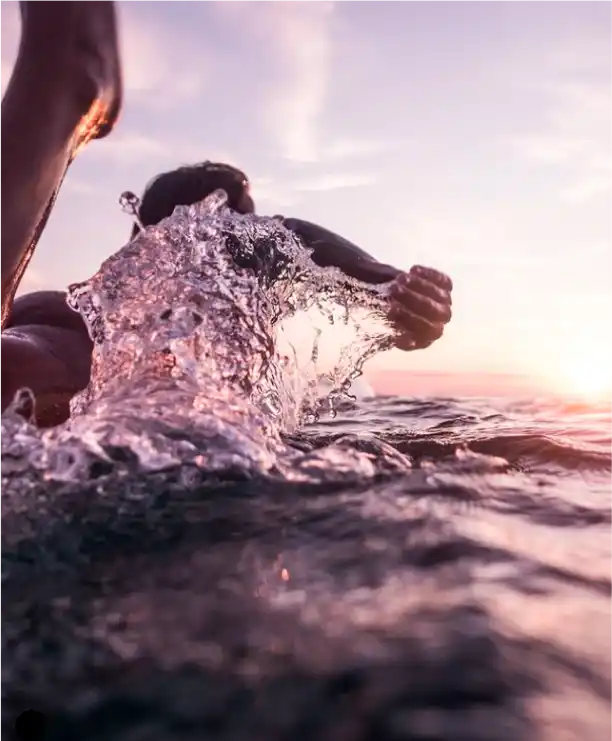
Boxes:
[279,218,453,350]
[387,266,453,351]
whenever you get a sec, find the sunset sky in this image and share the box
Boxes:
[1,2,610,394]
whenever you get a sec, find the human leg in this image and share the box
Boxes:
[1,1,122,326]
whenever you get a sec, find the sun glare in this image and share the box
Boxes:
[557,356,612,400]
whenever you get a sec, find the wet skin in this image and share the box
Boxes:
[1,2,122,427]
[1,2,452,428]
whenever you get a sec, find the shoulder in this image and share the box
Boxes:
[5,289,92,374]
[2,292,93,421]
[7,290,87,334]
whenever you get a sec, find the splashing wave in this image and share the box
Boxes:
[2,191,404,483]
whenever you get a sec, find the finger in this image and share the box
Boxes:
[390,274,452,311]
[409,265,453,292]
[394,332,419,352]
[389,285,452,324]
[388,305,445,345]
[410,276,453,307]
[394,331,436,352]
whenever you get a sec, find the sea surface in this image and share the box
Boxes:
[2,196,611,740]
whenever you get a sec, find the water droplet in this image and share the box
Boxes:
[119,190,145,233]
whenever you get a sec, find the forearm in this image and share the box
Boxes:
[279,217,400,285]
[1,41,88,326]
[1,1,121,328]
[279,217,453,352]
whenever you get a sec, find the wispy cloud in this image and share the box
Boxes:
[0,2,206,106]
[63,178,104,197]
[294,173,376,192]
[88,132,168,163]
[118,3,207,107]
[513,81,611,203]
[217,2,335,163]
[559,176,611,204]
[15,268,45,296]
[251,177,301,209]
[250,171,376,213]
[87,131,243,181]
[265,3,335,163]
[323,137,405,161]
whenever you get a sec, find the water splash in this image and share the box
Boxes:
[2,192,403,482]
[119,189,145,233]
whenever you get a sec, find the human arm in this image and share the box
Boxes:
[278,217,453,351]
[2,324,92,427]
[1,1,122,327]
[1,2,121,426]
[2,291,93,426]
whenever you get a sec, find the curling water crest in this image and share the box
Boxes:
[1,191,405,482]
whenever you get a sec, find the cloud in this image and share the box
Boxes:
[15,268,47,296]
[85,129,243,180]
[250,171,376,213]
[63,177,105,197]
[559,176,612,204]
[118,4,207,107]
[264,3,335,163]
[294,173,376,192]
[88,132,168,162]
[323,137,405,161]
[250,177,301,209]
[0,3,205,106]
[216,2,335,163]
[513,81,611,203]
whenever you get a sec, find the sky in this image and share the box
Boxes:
[1,2,610,396]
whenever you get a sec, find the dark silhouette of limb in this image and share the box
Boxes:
[279,217,453,350]
[1,2,122,423]
[2,2,122,325]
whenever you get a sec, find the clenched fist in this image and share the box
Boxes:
[387,266,452,350]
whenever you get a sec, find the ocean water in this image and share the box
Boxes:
[2,196,611,740]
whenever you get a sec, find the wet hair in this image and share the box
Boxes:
[131,162,251,237]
